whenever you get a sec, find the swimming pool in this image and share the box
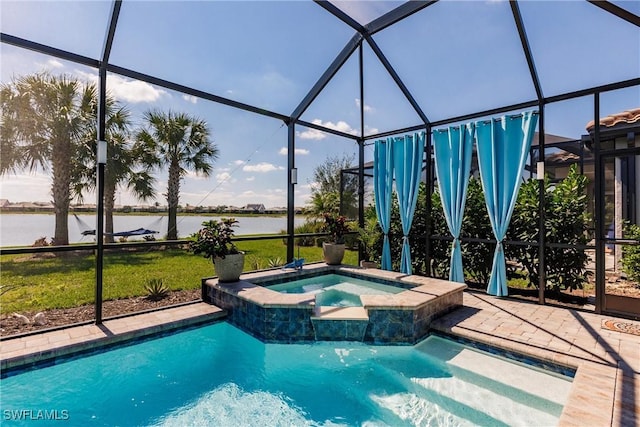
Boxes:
[1,322,573,426]
[266,273,406,307]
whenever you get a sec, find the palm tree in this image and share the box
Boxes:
[1,73,95,245]
[136,110,218,240]
[74,102,157,243]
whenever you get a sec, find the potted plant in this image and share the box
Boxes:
[322,212,349,265]
[189,218,245,282]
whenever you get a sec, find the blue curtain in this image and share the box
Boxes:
[476,111,539,296]
[374,140,393,270]
[433,123,474,283]
[393,133,425,274]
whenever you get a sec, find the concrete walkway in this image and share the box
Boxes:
[430,291,640,427]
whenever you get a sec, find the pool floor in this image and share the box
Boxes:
[1,322,572,426]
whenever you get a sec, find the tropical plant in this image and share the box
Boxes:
[621,223,640,283]
[1,72,96,245]
[322,212,350,244]
[144,278,169,301]
[357,210,382,263]
[309,153,358,219]
[136,110,218,240]
[73,98,157,243]
[189,218,240,259]
[267,257,284,268]
[247,255,262,271]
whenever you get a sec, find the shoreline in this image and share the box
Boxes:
[0,211,300,218]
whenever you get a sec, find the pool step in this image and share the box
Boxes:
[415,336,572,409]
[311,306,369,320]
[410,376,560,426]
[371,341,569,427]
[310,307,369,341]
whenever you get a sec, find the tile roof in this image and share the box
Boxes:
[586,107,640,131]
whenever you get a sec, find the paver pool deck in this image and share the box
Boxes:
[1,289,638,426]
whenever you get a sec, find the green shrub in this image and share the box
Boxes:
[144,278,169,301]
[267,257,284,268]
[290,220,323,247]
[460,178,493,284]
[507,164,591,292]
[621,223,640,283]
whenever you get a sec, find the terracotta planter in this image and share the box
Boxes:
[322,242,345,265]
[213,252,245,282]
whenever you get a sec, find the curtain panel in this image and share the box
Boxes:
[433,123,474,283]
[475,111,539,296]
[393,133,425,274]
[373,140,394,270]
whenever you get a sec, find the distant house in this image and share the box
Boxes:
[265,206,287,214]
[243,204,266,213]
[0,199,9,208]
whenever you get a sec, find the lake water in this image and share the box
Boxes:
[0,214,306,247]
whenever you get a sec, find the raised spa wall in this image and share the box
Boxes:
[202,264,466,344]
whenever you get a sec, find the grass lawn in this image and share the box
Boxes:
[0,240,358,314]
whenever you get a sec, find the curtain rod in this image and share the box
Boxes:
[370,111,540,141]
[433,111,540,130]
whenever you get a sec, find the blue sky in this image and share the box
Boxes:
[1,0,638,208]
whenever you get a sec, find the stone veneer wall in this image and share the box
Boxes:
[311,319,369,341]
[205,281,464,344]
[364,292,464,344]
[205,285,315,343]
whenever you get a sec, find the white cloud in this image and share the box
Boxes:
[355,98,374,112]
[306,182,321,191]
[184,170,210,181]
[242,162,284,173]
[278,147,310,156]
[0,172,50,203]
[246,176,255,182]
[364,125,380,136]
[108,75,168,103]
[216,172,234,183]
[182,94,198,104]
[233,160,245,165]
[74,70,168,103]
[297,119,359,140]
[47,59,64,69]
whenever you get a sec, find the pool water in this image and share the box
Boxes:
[266,274,406,307]
[1,322,573,426]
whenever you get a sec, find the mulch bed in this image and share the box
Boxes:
[0,289,201,338]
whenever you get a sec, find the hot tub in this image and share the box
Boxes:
[265,273,407,307]
[202,265,466,344]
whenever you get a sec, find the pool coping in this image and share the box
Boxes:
[0,303,226,375]
[205,264,466,310]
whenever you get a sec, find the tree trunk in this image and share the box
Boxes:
[51,141,71,246]
[104,183,116,244]
[166,162,181,240]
